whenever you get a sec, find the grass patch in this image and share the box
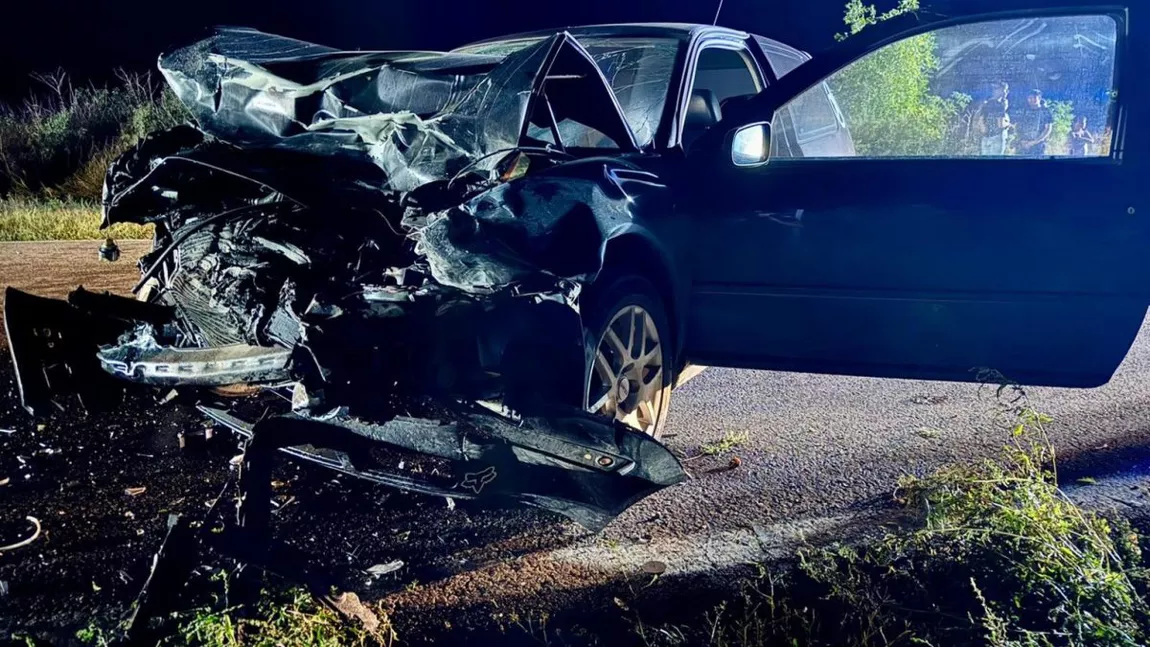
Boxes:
[0,197,150,240]
[171,586,393,647]
[698,431,749,457]
[641,408,1150,647]
[74,573,394,647]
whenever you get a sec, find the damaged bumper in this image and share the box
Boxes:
[4,287,172,414]
[98,333,291,385]
[200,404,683,531]
[5,285,685,530]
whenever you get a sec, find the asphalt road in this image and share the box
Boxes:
[4,240,1150,641]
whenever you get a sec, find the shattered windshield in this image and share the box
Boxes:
[457,37,680,147]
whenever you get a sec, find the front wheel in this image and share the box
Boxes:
[582,276,673,438]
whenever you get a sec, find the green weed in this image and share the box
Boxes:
[699,432,749,457]
[0,69,186,201]
[169,582,393,647]
[642,408,1150,647]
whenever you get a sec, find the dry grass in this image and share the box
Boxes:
[0,197,150,241]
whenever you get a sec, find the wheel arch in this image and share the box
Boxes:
[594,231,686,372]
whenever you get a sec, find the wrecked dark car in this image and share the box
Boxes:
[6,5,1150,530]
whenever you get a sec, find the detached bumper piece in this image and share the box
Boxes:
[4,287,173,414]
[201,403,685,531]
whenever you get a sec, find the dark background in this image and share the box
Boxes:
[0,0,856,102]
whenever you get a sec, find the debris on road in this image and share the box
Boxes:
[98,238,121,263]
[0,516,42,552]
[641,560,667,575]
[916,427,944,439]
[909,394,950,406]
[365,561,406,578]
[124,486,147,496]
[325,591,383,633]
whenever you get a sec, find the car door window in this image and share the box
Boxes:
[693,47,762,103]
[772,14,1119,159]
[683,46,761,148]
[755,36,808,78]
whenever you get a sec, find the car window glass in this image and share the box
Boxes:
[583,38,679,147]
[682,47,761,149]
[457,37,679,148]
[454,39,543,57]
[526,121,617,149]
[755,36,807,78]
[786,84,839,143]
[771,14,1119,160]
[692,47,761,104]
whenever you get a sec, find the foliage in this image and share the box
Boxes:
[0,197,150,240]
[836,0,920,40]
[164,574,394,647]
[699,431,749,456]
[640,408,1150,647]
[75,621,113,647]
[795,408,1149,646]
[1044,100,1075,156]
[826,0,970,157]
[0,70,186,201]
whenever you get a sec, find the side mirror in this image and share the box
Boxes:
[730,122,771,167]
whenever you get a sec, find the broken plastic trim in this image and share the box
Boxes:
[199,402,686,530]
[98,332,291,385]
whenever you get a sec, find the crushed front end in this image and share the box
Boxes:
[4,28,683,530]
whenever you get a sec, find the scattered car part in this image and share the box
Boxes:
[98,238,120,262]
[0,516,42,552]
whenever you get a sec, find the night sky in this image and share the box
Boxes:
[0,0,852,101]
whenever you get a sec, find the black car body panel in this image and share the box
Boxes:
[7,4,1150,528]
[684,3,1149,388]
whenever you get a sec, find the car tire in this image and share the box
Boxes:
[582,275,674,438]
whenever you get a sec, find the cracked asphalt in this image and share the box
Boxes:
[3,240,1150,642]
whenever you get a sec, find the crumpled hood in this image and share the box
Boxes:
[160,27,638,193]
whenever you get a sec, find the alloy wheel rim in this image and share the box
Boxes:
[587,305,665,436]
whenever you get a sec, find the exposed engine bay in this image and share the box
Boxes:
[4,27,684,530]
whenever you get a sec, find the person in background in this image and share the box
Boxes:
[975,81,1011,155]
[1014,89,1054,157]
[1069,115,1095,157]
